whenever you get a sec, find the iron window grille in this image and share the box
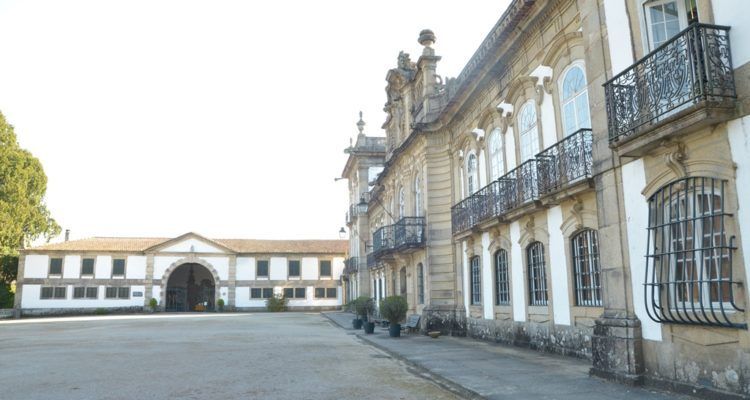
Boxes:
[495,249,510,305]
[645,177,744,328]
[417,263,425,304]
[572,229,602,307]
[81,258,95,276]
[527,242,548,306]
[470,256,481,305]
[49,258,63,276]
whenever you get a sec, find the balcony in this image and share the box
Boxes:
[343,257,366,275]
[372,217,426,260]
[366,253,377,269]
[604,24,736,154]
[451,129,594,235]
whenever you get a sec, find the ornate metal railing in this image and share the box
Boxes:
[537,129,593,195]
[451,196,474,234]
[393,217,425,249]
[372,225,394,255]
[604,24,735,142]
[366,253,377,269]
[504,159,539,209]
[344,257,366,274]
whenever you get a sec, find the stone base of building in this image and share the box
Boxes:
[422,305,466,336]
[232,306,342,312]
[590,312,644,385]
[19,306,146,317]
[467,317,594,359]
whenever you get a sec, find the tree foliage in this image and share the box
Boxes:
[0,111,60,286]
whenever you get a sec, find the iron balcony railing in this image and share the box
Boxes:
[604,24,735,143]
[372,217,426,259]
[537,129,593,195]
[372,224,394,255]
[344,257,366,274]
[451,129,594,234]
[366,253,377,269]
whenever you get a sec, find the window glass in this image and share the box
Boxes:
[53,287,66,299]
[518,103,539,162]
[649,1,681,47]
[572,230,602,307]
[257,260,269,277]
[527,242,548,306]
[81,258,95,275]
[414,174,422,217]
[294,288,306,299]
[118,287,129,299]
[41,287,53,299]
[288,260,300,277]
[326,288,337,298]
[283,288,294,298]
[495,250,510,305]
[315,288,325,298]
[112,259,125,276]
[470,256,481,305]
[319,260,332,277]
[560,66,591,135]
[73,287,85,299]
[262,288,273,298]
[251,288,262,298]
[467,153,478,194]
[488,128,505,180]
[105,287,118,299]
[417,263,425,304]
[86,287,98,299]
[398,187,405,219]
[49,258,63,275]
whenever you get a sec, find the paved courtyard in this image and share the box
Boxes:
[0,313,460,400]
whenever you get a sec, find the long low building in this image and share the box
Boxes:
[14,232,347,315]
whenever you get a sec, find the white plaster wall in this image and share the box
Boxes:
[203,256,229,281]
[603,0,634,76]
[236,257,255,280]
[63,255,80,279]
[713,1,750,67]
[728,116,750,303]
[547,206,571,326]
[481,232,494,319]
[622,159,662,341]
[24,255,48,278]
[461,241,470,315]
[152,286,161,303]
[126,256,147,279]
[301,257,318,280]
[95,255,112,279]
[161,238,225,253]
[154,256,182,279]
[269,257,287,280]
[510,221,526,322]
[234,287,268,308]
[21,284,146,308]
[332,257,345,280]
[219,286,229,304]
[539,92,557,149]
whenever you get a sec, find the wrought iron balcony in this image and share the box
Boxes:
[393,217,426,250]
[503,159,539,209]
[451,197,474,235]
[372,224,394,255]
[366,253,377,269]
[604,24,736,143]
[344,257,366,274]
[537,129,593,195]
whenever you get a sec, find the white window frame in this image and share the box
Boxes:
[642,0,688,51]
[558,62,591,135]
[518,101,540,162]
[466,152,478,195]
[488,128,505,180]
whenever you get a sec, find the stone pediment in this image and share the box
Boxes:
[146,232,235,254]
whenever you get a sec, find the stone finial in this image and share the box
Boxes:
[357,111,365,135]
[418,29,436,47]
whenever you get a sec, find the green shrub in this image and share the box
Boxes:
[148,298,158,311]
[217,298,225,312]
[379,296,408,324]
[94,308,109,315]
[266,294,288,312]
[354,296,374,318]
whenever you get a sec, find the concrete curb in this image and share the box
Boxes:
[321,312,485,400]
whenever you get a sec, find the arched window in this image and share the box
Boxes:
[417,263,425,304]
[495,249,510,305]
[488,128,505,180]
[470,256,481,305]
[645,177,743,328]
[398,187,406,219]
[571,229,602,307]
[399,267,407,296]
[414,173,422,217]
[527,242,547,306]
[560,65,591,135]
[466,153,478,195]
[518,102,539,162]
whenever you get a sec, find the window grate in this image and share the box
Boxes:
[417,263,425,304]
[645,177,745,328]
[470,256,481,305]
[495,250,510,305]
[572,229,602,307]
[528,242,548,306]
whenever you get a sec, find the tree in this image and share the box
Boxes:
[0,111,60,307]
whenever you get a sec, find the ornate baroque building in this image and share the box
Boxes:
[341,0,750,396]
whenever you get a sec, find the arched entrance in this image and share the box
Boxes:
[165,263,215,312]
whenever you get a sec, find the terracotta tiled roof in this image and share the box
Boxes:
[27,236,347,254]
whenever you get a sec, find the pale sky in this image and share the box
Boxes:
[0,0,510,242]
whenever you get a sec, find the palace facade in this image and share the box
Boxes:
[341,0,750,396]
[16,232,347,314]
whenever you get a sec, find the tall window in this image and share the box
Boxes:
[470,256,481,305]
[644,0,687,49]
[645,177,743,328]
[417,263,425,304]
[488,128,505,180]
[288,260,301,278]
[81,258,95,276]
[466,153,478,195]
[495,250,510,305]
[527,242,548,306]
[398,187,406,219]
[319,260,332,277]
[414,174,422,217]
[49,258,63,276]
[112,259,126,277]
[256,260,269,278]
[560,65,591,135]
[571,229,602,307]
[518,102,539,162]
[400,267,407,295]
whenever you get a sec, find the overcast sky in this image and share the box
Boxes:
[0,0,510,242]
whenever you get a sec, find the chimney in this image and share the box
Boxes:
[65,229,70,242]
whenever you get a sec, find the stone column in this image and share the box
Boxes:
[13,254,26,317]
[144,253,155,309]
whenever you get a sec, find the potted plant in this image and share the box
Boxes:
[353,296,372,329]
[379,296,408,337]
[350,298,363,329]
[362,298,376,334]
[217,298,225,312]
[148,298,158,312]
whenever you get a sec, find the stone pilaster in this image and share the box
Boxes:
[144,253,154,309]
[228,255,237,309]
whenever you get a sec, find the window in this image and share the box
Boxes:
[518,102,539,162]
[86,287,98,299]
[319,260,332,277]
[399,267,407,296]
[470,256,481,305]
[315,287,337,299]
[40,286,66,299]
[112,259,126,277]
[49,258,63,276]
[572,229,602,307]
[414,174,422,217]
[644,0,686,49]
[488,128,505,180]
[645,177,744,328]
[81,258,95,276]
[251,288,273,299]
[560,65,591,135]
[398,187,406,219]
[105,287,129,299]
[73,287,85,299]
[288,260,300,278]
[74,287,98,299]
[466,153,478,195]
[495,250,510,305]
[326,288,337,298]
[283,287,306,299]
[256,260,269,278]
[417,263,425,304]
[527,242,548,306]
